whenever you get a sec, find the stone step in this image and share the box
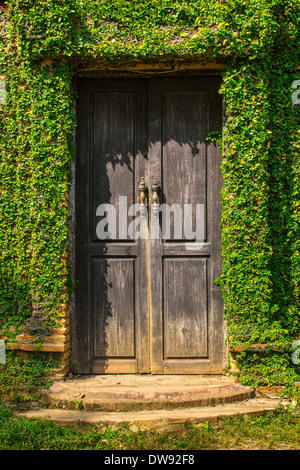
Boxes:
[17,397,285,432]
[40,374,255,412]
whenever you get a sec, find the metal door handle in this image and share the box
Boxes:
[151,177,160,205]
[151,177,160,219]
[139,176,147,206]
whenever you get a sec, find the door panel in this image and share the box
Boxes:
[92,91,136,242]
[162,91,207,240]
[149,78,223,374]
[74,76,224,374]
[163,258,208,359]
[92,257,135,358]
[75,79,149,374]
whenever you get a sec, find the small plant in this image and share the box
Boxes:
[0,351,59,402]
[203,421,213,432]
[74,398,84,410]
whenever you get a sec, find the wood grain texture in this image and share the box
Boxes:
[149,77,224,374]
[93,258,135,358]
[163,258,207,359]
[74,79,149,374]
[74,76,224,375]
[162,91,207,240]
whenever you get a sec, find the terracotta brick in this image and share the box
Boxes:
[15,334,69,344]
[294,382,300,390]
[57,317,70,327]
[257,386,285,394]
[52,327,70,335]
[6,342,69,352]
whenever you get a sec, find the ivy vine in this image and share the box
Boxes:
[0,0,300,388]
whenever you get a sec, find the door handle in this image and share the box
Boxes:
[151,177,160,218]
[139,176,147,206]
[138,177,148,237]
[151,177,160,205]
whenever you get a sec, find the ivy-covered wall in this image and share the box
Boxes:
[0,0,300,388]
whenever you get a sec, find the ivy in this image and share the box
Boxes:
[0,351,59,401]
[0,0,300,388]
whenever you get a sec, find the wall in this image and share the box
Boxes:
[0,1,299,388]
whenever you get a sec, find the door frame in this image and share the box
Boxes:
[69,68,227,375]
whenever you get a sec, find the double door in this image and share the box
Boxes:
[74,77,224,374]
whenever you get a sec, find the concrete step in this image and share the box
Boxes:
[39,374,255,412]
[17,397,285,432]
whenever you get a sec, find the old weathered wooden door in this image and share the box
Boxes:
[74,77,224,374]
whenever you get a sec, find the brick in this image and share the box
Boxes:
[15,333,69,344]
[6,342,70,353]
[52,327,70,335]
[294,382,300,390]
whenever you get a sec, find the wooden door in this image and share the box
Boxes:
[149,78,223,373]
[74,79,150,374]
[74,77,223,374]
